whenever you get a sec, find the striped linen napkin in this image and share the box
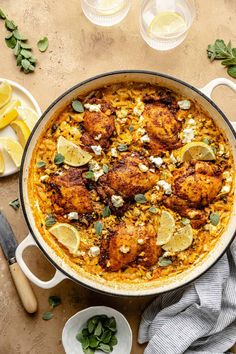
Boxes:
[138,240,236,354]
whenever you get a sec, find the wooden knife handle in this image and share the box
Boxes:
[9,262,38,313]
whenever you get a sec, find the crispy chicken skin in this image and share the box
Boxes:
[99,223,161,271]
[81,98,115,149]
[164,161,223,228]
[48,167,93,215]
[97,153,158,202]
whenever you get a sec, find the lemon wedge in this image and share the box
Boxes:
[0,137,23,168]
[17,106,39,131]
[179,142,216,162]
[162,224,193,252]
[10,119,31,147]
[0,81,12,109]
[148,12,187,37]
[57,136,92,167]
[0,100,21,129]
[0,150,4,174]
[49,223,80,254]
[157,210,175,246]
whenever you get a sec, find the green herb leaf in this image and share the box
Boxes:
[128,125,134,132]
[94,321,103,336]
[82,328,89,337]
[29,56,37,64]
[19,42,31,50]
[158,256,172,267]
[13,41,21,56]
[42,311,53,321]
[20,49,32,59]
[54,153,64,165]
[45,215,56,228]
[105,317,116,332]
[9,198,20,210]
[134,193,147,204]
[222,57,236,66]
[37,161,46,168]
[101,330,112,344]
[102,206,111,218]
[76,332,84,342]
[37,36,49,52]
[202,138,210,145]
[85,171,94,180]
[207,39,236,78]
[228,65,236,79]
[48,295,61,308]
[88,318,96,334]
[117,143,128,152]
[0,8,6,19]
[72,100,84,113]
[81,337,90,350]
[21,58,31,71]
[13,29,27,41]
[16,54,23,66]
[84,348,95,354]
[94,221,103,235]
[103,164,109,174]
[109,335,118,346]
[89,335,100,348]
[98,343,112,353]
[5,19,17,31]
[149,206,158,214]
[5,35,16,49]
[210,212,220,226]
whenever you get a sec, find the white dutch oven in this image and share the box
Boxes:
[16,71,236,296]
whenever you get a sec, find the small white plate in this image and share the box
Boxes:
[62,306,133,354]
[0,78,41,177]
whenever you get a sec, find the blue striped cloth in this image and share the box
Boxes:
[138,240,236,354]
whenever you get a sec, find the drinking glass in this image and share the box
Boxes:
[140,0,195,51]
[81,0,131,26]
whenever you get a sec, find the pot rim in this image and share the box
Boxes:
[19,70,236,296]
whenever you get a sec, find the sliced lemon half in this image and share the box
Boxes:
[148,12,187,37]
[10,119,31,147]
[179,142,216,162]
[0,137,23,168]
[17,106,39,131]
[57,136,92,167]
[157,210,175,246]
[162,224,193,252]
[0,150,4,174]
[0,81,12,109]
[96,0,124,15]
[0,100,21,129]
[49,223,80,254]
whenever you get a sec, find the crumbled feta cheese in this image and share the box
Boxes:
[84,103,101,112]
[40,175,49,181]
[221,185,231,194]
[183,128,194,143]
[188,118,196,125]
[119,245,130,253]
[157,180,172,195]
[150,156,163,168]
[137,238,145,245]
[118,117,127,124]
[136,128,146,136]
[91,145,102,155]
[111,195,124,208]
[138,163,149,172]
[89,246,100,257]
[68,212,79,220]
[89,160,104,181]
[133,100,144,116]
[94,133,102,141]
[111,147,118,157]
[178,100,191,110]
[116,109,128,119]
[77,250,86,256]
[93,170,104,181]
[141,134,150,143]
[223,171,230,180]
[170,153,177,164]
[70,127,81,137]
[218,143,225,156]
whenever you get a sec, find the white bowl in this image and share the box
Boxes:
[62,306,133,354]
[0,78,41,177]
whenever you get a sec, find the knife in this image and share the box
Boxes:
[0,212,37,313]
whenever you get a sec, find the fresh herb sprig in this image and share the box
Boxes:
[42,295,61,321]
[207,39,236,78]
[9,198,20,210]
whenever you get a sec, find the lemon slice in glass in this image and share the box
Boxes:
[49,223,81,254]
[157,210,175,245]
[96,0,124,15]
[0,137,23,168]
[0,100,21,129]
[162,224,193,252]
[0,150,4,174]
[17,106,39,131]
[179,142,216,162]
[10,119,31,148]
[57,136,92,167]
[148,11,187,37]
[0,81,12,109]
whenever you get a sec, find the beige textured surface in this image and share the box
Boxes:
[0,1,236,353]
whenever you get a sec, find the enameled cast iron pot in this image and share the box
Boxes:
[16,71,236,296]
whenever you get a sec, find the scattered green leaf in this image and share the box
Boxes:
[37,161,46,168]
[37,36,49,52]
[48,295,61,308]
[158,256,172,267]
[98,343,112,353]
[134,193,147,204]
[94,221,103,235]
[101,330,112,344]
[181,218,190,225]
[128,125,134,132]
[54,153,64,165]
[109,335,118,346]
[117,143,128,152]
[210,212,220,226]
[103,164,109,174]
[149,206,158,214]
[45,215,56,228]
[42,311,53,321]
[207,39,236,78]
[9,198,20,210]
[94,321,103,336]
[202,138,210,145]
[102,205,111,218]
[72,100,84,113]
[85,171,94,180]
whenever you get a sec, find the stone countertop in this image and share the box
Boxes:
[0,0,235,353]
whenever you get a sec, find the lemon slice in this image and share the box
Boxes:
[17,106,39,131]
[10,119,31,147]
[0,137,23,168]
[0,100,21,129]
[179,142,216,162]
[49,223,80,254]
[96,0,124,15]
[157,210,175,245]
[0,150,4,174]
[162,224,193,252]
[57,136,92,167]
[148,12,187,37]
[0,81,12,109]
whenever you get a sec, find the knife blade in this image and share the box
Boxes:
[0,212,37,313]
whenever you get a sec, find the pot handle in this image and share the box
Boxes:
[199,78,236,130]
[16,234,67,289]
